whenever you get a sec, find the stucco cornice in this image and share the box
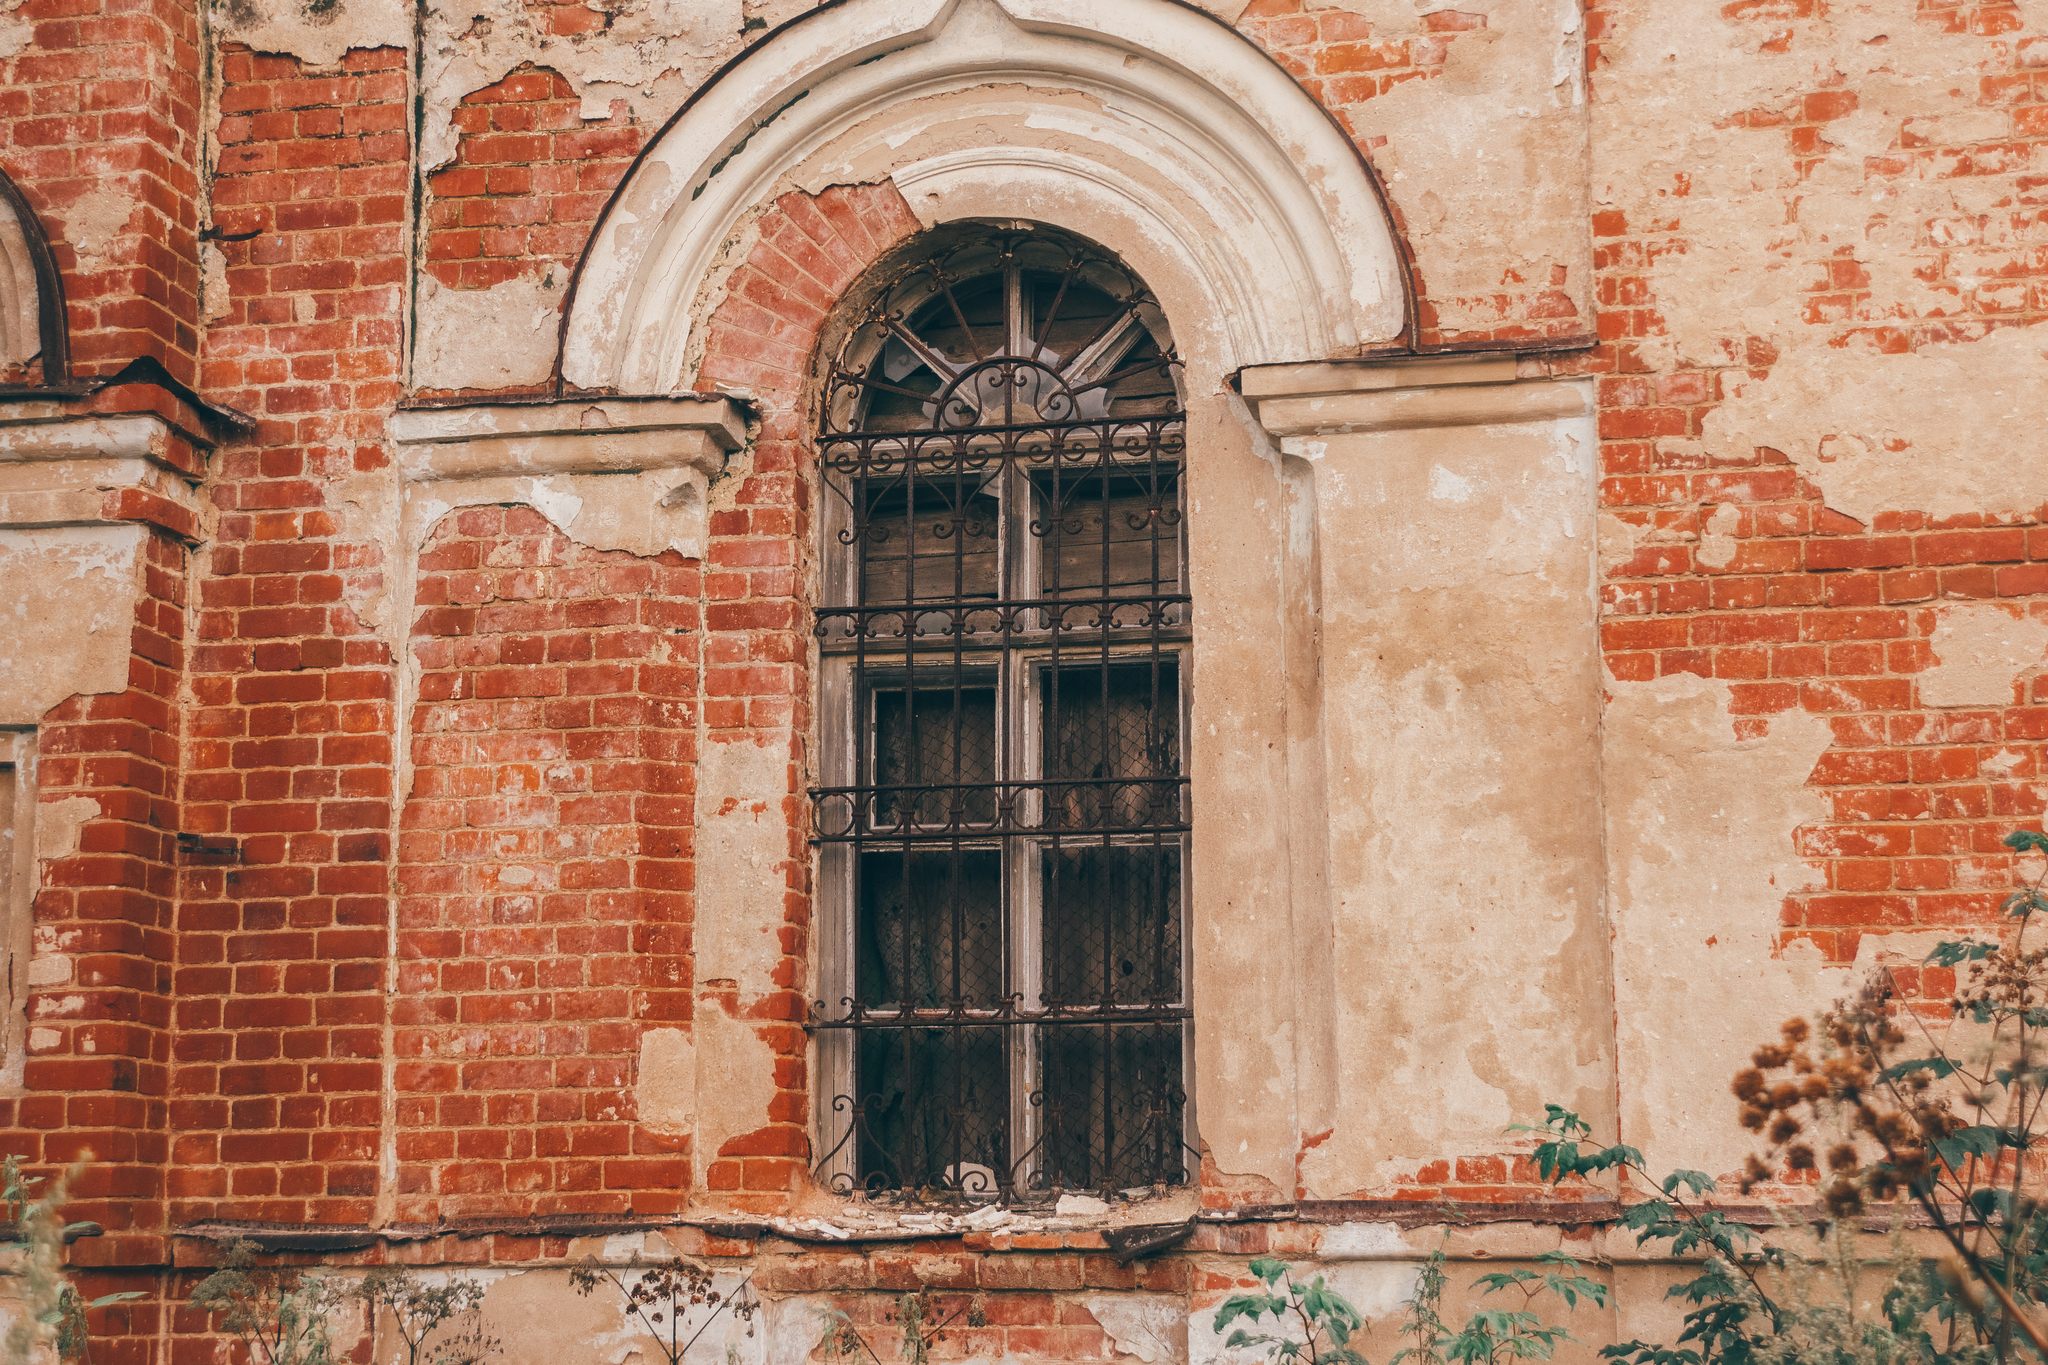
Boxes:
[1241,356,1594,441]
[390,396,745,484]
[0,409,208,541]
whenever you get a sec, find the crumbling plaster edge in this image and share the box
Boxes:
[0,411,201,473]
[129,1209,1961,1271]
[376,397,748,1214]
[383,394,747,813]
[0,411,215,544]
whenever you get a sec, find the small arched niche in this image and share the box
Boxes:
[558,0,1408,396]
[0,170,67,385]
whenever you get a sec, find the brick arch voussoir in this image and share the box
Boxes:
[685,180,924,1205]
[694,181,926,434]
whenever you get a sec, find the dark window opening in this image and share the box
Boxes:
[811,226,1194,1200]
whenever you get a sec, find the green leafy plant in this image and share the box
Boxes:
[1504,828,2048,1363]
[55,1283,148,1365]
[1213,1246,1606,1365]
[1515,1103,1790,1361]
[569,1256,758,1365]
[1,1153,38,1223]
[353,1267,498,1365]
[188,1238,342,1365]
[1402,1246,1608,1365]
[1212,1255,1368,1364]
[813,1307,864,1365]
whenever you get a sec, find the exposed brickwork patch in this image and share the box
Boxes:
[395,507,698,1219]
[1577,0,2048,977]
[1,528,187,1261]
[690,181,926,1209]
[425,63,644,294]
[168,43,410,1227]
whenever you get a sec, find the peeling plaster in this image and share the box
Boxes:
[210,0,409,68]
[33,797,97,869]
[632,1026,694,1134]
[419,0,745,176]
[200,243,231,324]
[411,272,566,393]
[1605,673,1843,1178]
[1597,511,1643,576]
[761,1297,841,1365]
[1334,0,1591,333]
[1318,1221,1418,1258]
[470,1267,767,1365]
[325,468,403,639]
[1705,324,2048,525]
[56,184,140,273]
[1084,1295,1187,1365]
[1596,0,2048,521]
[1919,604,2048,709]
[691,739,790,1178]
[403,469,710,564]
[0,0,32,61]
[0,527,147,727]
[1188,1264,1421,1365]
[1695,503,1741,570]
[1297,407,1609,1196]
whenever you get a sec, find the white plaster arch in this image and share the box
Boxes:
[0,191,45,373]
[559,0,1407,394]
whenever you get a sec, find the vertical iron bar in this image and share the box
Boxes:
[947,433,967,1190]
[900,436,920,1184]
[1101,420,1117,1185]
[850,439,872,1175]
[1150,425,1168,1009]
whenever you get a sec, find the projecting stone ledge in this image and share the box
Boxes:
[1239,353,1593,441]
[390,395,746,482]
[391,395,750,562]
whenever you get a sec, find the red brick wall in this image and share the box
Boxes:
[0,0,204,381]
[1,526,187,1266]
[419,64,645,397]
[1,0,2044,1261]
[1581,0,2048,987]
[394,506,696,1219]
[170,43,409,1225]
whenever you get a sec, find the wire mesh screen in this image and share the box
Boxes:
[873,687,999,827]
[811,225,1193,1200]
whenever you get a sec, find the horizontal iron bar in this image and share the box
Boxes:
[808,1005,1193,1031]
[819,632,1192,656]
[818,417,1184,444]
[812,777,1188,796]
[814,829,1190,845]
[820,595,1190,615]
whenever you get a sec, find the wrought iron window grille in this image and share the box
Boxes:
[808,226,1198,1203]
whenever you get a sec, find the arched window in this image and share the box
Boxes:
[811,224,1193,1199]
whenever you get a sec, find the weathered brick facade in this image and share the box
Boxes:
[1,0,2046,1360]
